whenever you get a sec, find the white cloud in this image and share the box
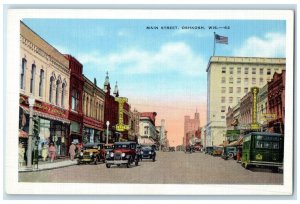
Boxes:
[77,42,207,76]
[233,33,286,58]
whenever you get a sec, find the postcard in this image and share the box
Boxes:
[4,9,294,195]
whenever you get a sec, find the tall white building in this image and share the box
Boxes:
[206,56,285,146]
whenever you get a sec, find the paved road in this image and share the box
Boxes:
[19,151,283,184]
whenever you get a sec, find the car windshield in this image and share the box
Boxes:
[114,144,130,149]
[141,146,152,150]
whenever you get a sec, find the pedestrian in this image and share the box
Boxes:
[49,143,56,162]
[69,142,76,161]
[41,143,48,161]
[18,143,25,167]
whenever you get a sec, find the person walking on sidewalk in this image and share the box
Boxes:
[18,143,25,167]
[49,143,56,162]
[41,143,48,161]
[69,142,76,161]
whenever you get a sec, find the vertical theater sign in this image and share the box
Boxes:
[115,97,130,132]
[251,87,260,130]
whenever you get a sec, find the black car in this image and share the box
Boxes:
[140,146,156,162]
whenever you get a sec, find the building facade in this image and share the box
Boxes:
[19,21,71,157]
[206,56,285,146]
[82,76,105,144]
[65,55,84,145]
[257,83,269,130]
[139,112,157,145]
[267,70,286,134]
[128,109,140,141]
[183,110,200,147]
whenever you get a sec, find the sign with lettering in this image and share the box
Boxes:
[115,97,129,132]
[251,87,260,130]
[261,113,277,121]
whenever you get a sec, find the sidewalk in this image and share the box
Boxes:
[19,158,78,172]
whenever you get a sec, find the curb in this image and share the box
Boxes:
[18,162,78,173]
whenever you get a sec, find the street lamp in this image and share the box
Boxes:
[27,96,35,169]
[106,121,110,144]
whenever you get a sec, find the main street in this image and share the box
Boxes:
[19,151,283,184]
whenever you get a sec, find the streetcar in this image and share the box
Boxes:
[241,132,284,172]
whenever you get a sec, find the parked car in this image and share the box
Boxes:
[205,146,215,155]
[105,141,139,168]
[212,146,223,156]
[184,145,194,153]
[100,143,114,162]
[140,145,156,162]
[222,146,237,160]
[77,143,103,165]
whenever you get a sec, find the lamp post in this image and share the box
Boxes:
[27,96,35,169]
[106,121,110,144]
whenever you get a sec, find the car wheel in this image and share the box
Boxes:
[152,157,155,162]
[106,164,111,168]
[228,153,234,159]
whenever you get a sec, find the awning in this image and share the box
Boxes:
[20,105,70,124]
[227,136,243,146]
[219,141,229,146]
[19,129,28,138]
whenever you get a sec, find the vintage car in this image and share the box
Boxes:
[140,145,156,162]
[205,146,215,155]
[212,146,224,156]
[105,141,139,168]
[221,146,237,160]
[100,143,114,162]
[77,143,103,165]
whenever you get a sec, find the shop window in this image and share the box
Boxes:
[20,58,26,90]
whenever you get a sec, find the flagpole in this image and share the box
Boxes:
[213,32,216,56]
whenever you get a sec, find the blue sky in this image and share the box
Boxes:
[22,19,286,144]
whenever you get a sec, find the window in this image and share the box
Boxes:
[252,78,256,84]
[221,106,226,112]
[222,77,226,83]
[237,78,241,84]
[221,116,225,119]
[49,76,54,103]
[222,67,226,74]
[259,78,264,85]
[229,97,233,103]
[237,87,241,93]
[260,68,264,75]
[55,80,60,106]
[61,83,66,108]
[20,58,26,89]
[244,67,249,74]
[229,87,233,93]
[39,69,44,97]
[244,78,248,85]
[267,68,271,75]
[30,64,36,94]
[221,97,226,103]
[221,87,226,93]
[72,89,79,111]
[244,87,248,93]
[237,97,241,103]
[86,97,89,116]
[237,67,241,74]
[229,77,233,84]
[144,126,149,135]
[252,67,256,74]
[230,67,234,74]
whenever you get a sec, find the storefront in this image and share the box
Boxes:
[19,94,70,157]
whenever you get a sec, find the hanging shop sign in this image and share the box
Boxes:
[115,97,129,132]
[251,87,260,130]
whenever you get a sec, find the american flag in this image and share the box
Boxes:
[215,34,228,44]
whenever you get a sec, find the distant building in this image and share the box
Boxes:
[139,112,157,146]
[183,110,200,147]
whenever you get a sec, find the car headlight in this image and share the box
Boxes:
[89,152,93,157]
[80,152,83,156]
[141,151,144,154]
[149,151,152,154]
[121,153,125,157]
[106,151,109,155]
[110,152,114,157]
